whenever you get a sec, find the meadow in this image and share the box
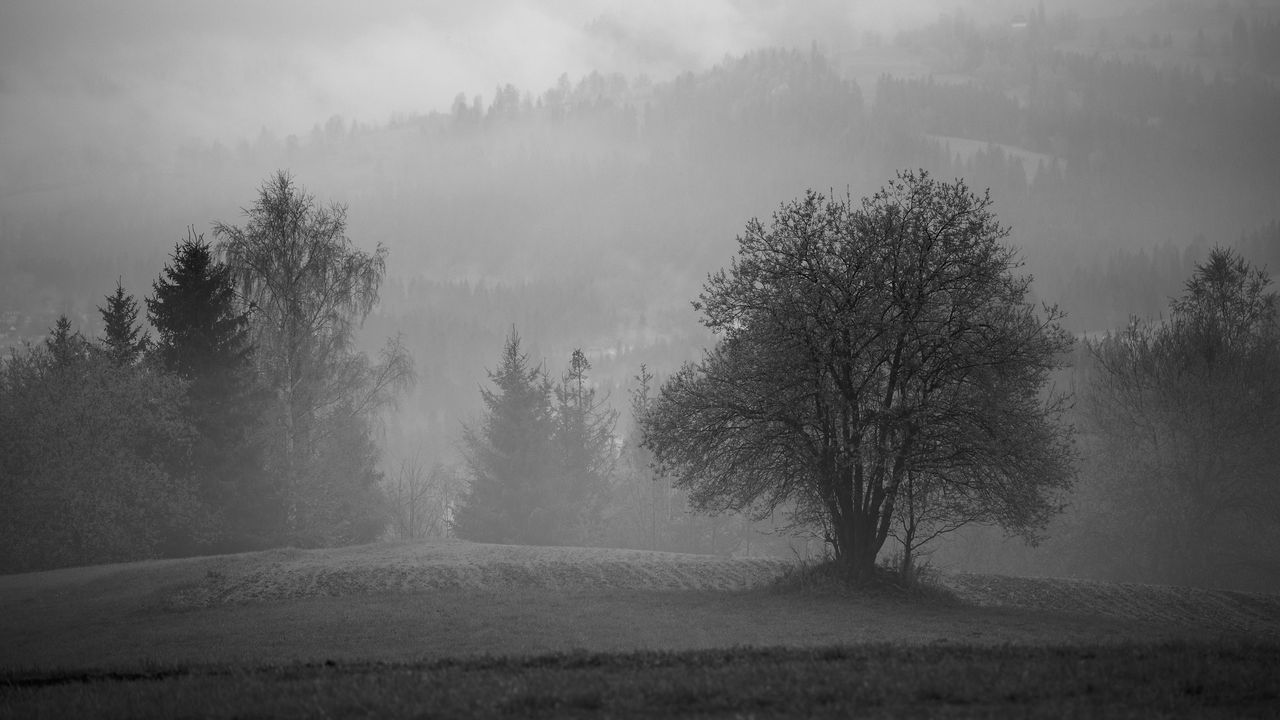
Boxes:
[2,541,1278,717]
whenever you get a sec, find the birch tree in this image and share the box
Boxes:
[214,171,412,539]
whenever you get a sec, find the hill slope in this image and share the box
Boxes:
[4,540,1280,675]
[0,541,790,610]
[4,540,1278,639]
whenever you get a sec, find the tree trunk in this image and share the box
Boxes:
[832,507,883,582]
[281,385,297,532]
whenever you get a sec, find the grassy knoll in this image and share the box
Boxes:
[2,541,1279,717]
[4,643,1278,718]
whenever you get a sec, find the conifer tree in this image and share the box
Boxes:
[453,328,556,544]
[98,280,149,367]
[47,315,89,369]
[148,229,253,383]
[148,229,275,549]
[551,349,617,544]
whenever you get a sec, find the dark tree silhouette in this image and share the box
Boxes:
[551,349,617,544]
[1086,247,1280,588]
[98,280,149,367]
[46,316,89,369]
[214,171,412,543]
[148,229,253,383]
[148,229,275,549]
[644,171,1076,580]
[0,318,195,571]
[453,328,557,544]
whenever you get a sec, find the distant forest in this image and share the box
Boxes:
[2,2,1279,572]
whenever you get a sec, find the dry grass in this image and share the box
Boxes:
[166,541,790,607]
[0,541,789,612]
[4,541,1279,717]
[7,643,1280,719]
[940,572,1280,640]
[3,539,1278,674]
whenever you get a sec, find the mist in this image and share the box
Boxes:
[3,0,1280,591]
[0,1,922,161]
[0,0,1143,178]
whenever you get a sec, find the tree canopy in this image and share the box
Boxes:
[454,330,617,546]
[643,171,1076,580]
[148,230,274,550]
[98,280,148,367]
[453,329,557,545]
[0,319,196,571]
[1084,247,1280,588]
[214,170,412,544]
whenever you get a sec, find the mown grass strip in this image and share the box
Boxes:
[3,641,1277,719]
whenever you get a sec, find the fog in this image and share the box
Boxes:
[2,0,1279,588]
[0,1,927,157]
[0,0,1135,175]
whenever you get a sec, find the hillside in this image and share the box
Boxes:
[4,540,1279,640]
[161,541,791,608]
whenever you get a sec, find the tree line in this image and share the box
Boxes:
[632,171,1280,587]
[444,335,777,556]
[453,170,1280,590]
[4,168,1277,592]
[0,171,411,572]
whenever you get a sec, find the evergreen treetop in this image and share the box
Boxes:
[98,281,149,367]
[147,229,254,385]
[454,328,556,545]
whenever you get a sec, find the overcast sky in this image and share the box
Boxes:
[0,0,1032,159]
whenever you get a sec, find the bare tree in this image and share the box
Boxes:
[386,456,464,540]
[214,171,413,538]
[1085,247,1280,588]
[644,171,1076,581]
[890,471,982,582]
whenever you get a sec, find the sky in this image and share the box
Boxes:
[0,0,1034,168]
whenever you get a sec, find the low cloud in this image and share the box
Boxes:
[0,0,994,187]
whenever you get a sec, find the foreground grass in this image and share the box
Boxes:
[4,544,1279,717]
[2,585,1244,672]
[4,642,1277,719]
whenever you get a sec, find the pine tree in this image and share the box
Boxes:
[148,229,253,382]
[453,328,556,544]
[98,280,149,367]
[46,315,89,369]
[551,349,617,544]
[147,229,274,550]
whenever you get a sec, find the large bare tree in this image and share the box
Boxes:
[643,171,1076,580]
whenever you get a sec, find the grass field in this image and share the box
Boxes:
[2,540,1279,717]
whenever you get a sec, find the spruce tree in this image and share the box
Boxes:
[46,315,88,369]
[148,230,253,383]
[453,329,556,544]
[98,280,149,367]
[148,229,275,549]
[551,349,617,544]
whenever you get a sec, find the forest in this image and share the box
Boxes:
[2,0,1279,590]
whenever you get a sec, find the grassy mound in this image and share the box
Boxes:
[6,540,1279,640]
[168,542,790,608]
[4,540,1279,677]
[0,540,792,611]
